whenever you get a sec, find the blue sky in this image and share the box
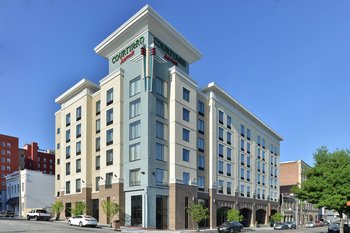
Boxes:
[1,0,350,166]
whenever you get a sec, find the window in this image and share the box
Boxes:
[227,116,231,129]
[57,159,60,165]
[218,180,224,194]
[218,144,224,158]
[240,125,245,137]
[240,184,244,196]
[183,108,190,122]
[227,163,232,176]
[227,132,232,145]
[156,121,165,139]
[262,138,265,148]
[240,167,245,180]
[106,88,113,105]
[95,177,100,191]
[257,160,261,171]
[240,139,244,151]
[57,128,60,134]
[129,143,141,161]
[76,141,81,155]
[76,179,81,193]
[95,155,100,170]
[270,144,274,153]
[96,100,101,115]
[156,99,167,118]
[197,119,204,134]
[155,78,167,97]
[66,181,70,194]
[227,181,232,195]
[240,153,244,165]
[219,110,224,124]
[130,77,141,96]
[106,108,113,125]
[218,160,224,174]
[257,135,261,146]
[76,159,81,173]
[156,143,165,161]
[66,162,70,176]
[262,163,266,173]
[76,106,81,121]
[57,143,60,150]
[257,174,261,184]
[96,119,101,133]
[66,113,71,126]
[130,99,140,118]
[227,148,232,161]
[247,142,251,154]
[183,87,190,102]
[106,129,113,145]
[106,149,113,166]
[130,121,140,140]
[262,150,265,160]
[247,186,251,197]
[66,146,71,159]
[198,155,205,171]
[182,128,190,142]
[105,172,113,188]
[198,100,205,116]
[57,174,60,180]
[76,124,81,138]
[218,127,224,141]
[130,169,140,186]
[66,129,70,143]
[96,137,100,152]
[182,148,190,162]
[183,172,190,185]
[198,138,204,152]
[247,170,251,181]
[155,168,167,185]
[198,176,205,191]
[247,156,251,167]
[247,128,251,140]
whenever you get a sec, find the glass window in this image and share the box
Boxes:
[218,160,224,174]
[218,144,224,157]
[76,124,81,138]
[247,142,251,154]
[96,100,101,115]
[227,163,232,176]
[198,137,204,152]
[227,132,231,144]
[197,119,204,134]
[198,155,205,170]
[257,160,261,171]
[247,170,251,181]
[219,110,224,124]
[156,143,165,161]
[66,162,70,175]
[227,115,231,129]
[106,172,113,188]
[183,172,190,185]
[240,139,244,151]
[183,87,190,102]
[106,149,113,166]
[219,180,224,193]
[66,113,71,126]
[76,106,81,121]
[247,185,251,197]
[240,167,245,180]
[182,148,190,162]
[156,121,164,139]
[155,78,167,97]
[130,121,140,140]
[240,125,245,137]
[262,138,265,148]
[66,129,70,142]
[95,177,100,191]
[76,159,81,173]
[95,155,100,170]
[218,127,224,141]
[182,128,190,142]
[257,135,261,146]
[257,173,261,184]
[198,176,205,190]
[155,168,167,185]
[247,156,251,167]
[130,77,141,97]
[66,181,70,194]
[56,143,60,150]
[107,88,113,105]
[57,128,60,134]
[156,99,167,118]
[66,146,70,159]
[96,137,100,152]
[227,147,232,160]
[247,128,251,140]
[130,99,140,118]
[106,108,113,125]
[96,119,101,133]
[130,169,140,186]
[76,141,81,155]
[198,100,205,116]
[129,143,141,161]
[106,129,113,145]
[183,108,190,122]
[240,153,244,165]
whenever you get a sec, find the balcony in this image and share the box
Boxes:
[130,181,141,187]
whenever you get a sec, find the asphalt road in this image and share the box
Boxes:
[0,218,330,233]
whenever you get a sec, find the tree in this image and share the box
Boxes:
[101,200,120,226]
[51,200,64,220]
[71,202,87,216]
[226,208,244,222]
[270,212,283,223]
[292,147,350,233]
[186,203,209,232]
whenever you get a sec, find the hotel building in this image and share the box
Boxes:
[55,5,283,230]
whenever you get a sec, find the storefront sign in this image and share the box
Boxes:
[111,36,145,64]
[154,37,187,67]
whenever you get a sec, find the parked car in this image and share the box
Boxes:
[0,210,14,217]
[315,220,324,227]
[285,221,296,229]
[217,221,244,233]
[67,215,97,227]
[328,223,349,233]
[306,221,316,228]
[27,209,51,221]
[274,222,289,230]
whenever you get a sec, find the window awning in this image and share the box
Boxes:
[6,197,19,205]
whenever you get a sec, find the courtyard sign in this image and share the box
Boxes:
[111,36,145,64]
[154,37,187,67]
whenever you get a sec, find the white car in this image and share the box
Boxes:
[306,221,316,228]
[67,215,97,227]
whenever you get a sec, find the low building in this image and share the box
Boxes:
[6,169,55,217]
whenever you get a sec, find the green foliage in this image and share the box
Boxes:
[72,202,87,216]
[226,208,244,222]
[271,212,283,223]
[101,200,120,225]
[51,200,64,220]
[187,203,209,232]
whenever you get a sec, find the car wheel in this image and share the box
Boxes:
[68,220,71,226]
[79,221,83,227]
[27,215,30,220]
[34,216,38,221]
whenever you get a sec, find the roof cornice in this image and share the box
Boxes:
[55,79,99,104]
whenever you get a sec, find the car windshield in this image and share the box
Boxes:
[37,210,47,213]
[83,215,94,219]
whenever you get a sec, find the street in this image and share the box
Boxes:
[0,218,330,233]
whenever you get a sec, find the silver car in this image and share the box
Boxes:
[306,221,316,228]
[285,221,296,229]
